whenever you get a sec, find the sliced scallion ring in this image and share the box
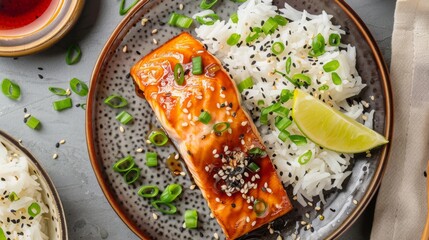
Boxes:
[274,106,290,118]
[138,185,159,198]
[230,13,239,23]
[332,72,342,85]
[151,200,177,215]
[289,135,307,146]
[318,84,329,91]
[227,33,241,46]
[275,117,292,131]
[8,192,19,202]
[26,116,41,130]
[280,89,293,103]
[323,60,340,72]
[237,76,254,93]
[298,150,312,165]
[146,152,158,167]
[196,13,220,25]
[65,44,82,65]
[160,183,183,203]
[149,130,169,146]
[247,162,260,173]
[285,57,292,74]
[119,0,139,15]
[124,167,140,185]
[292,73,311,86]
[1,78,21,100]
[278,130,290,142]
[310,33,326,57]
[48,87,67,96]
[262,17,278,35]
[116,111,134,125]
[174,63,185,85]
[53,98,73,111]
[28,202,41,217]
[192,56,203,75]
[271,42,285,55]
[253,199,268,217]
[0,227,5,240]
[200,0,218,9]
[104,94,128,108]
[168,13,193,28]
[113,156,135,173]
[69,78,88,96]
[246,27,262,43]
[248,147,266,156]
[198,111,212,124]
[273,15,288,26]
[184,209,198,229]
[213,122,230,134]
[329,33,341,46]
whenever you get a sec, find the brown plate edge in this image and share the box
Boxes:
[0,130,69,240]
[85,0,394,239]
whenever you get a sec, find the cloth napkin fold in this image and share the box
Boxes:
[371,0,429,239]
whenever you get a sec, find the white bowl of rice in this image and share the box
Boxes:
[0,130,67,240]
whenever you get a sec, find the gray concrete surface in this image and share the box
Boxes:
[0,0,395,239]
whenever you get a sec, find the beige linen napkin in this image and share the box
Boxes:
[371,0,429,239]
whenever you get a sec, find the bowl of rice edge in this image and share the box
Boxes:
[0,130,67,240]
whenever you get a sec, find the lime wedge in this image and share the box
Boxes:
[292,89,388,153]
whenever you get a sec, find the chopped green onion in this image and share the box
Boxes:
[184,209,198,229]
[196,13,220,25]
[329,33,341,46]
[168,13,193,28]
[192,56,203,75]
[285,57,292,74]
[275,117,292,131]
[289,135,307,146]
[146,152,158,167]
[253,199,267,216]
[323,60,340,72]
[213,122,230,134]
[124,167,140,184]
[247,162,260,173]
[26,116,41,130]
[230,13,239,23]
[151,200,177,214]
[200,0,218,9]
[174,63,185,85]
[116,111,134,125]
[149,130,169,146]
[113,156,135,173]
[280,89,293,103]
[271,42,285,55]
[273,15,288,26]
[257,100,265,106]
[318,84,329,91]
[65,44,81,65]
[48,87,67,96]
[262,17,278,35]
[230,0,247,2]
[1,78,20,100]
[260,102,281,125]
[160,183,183,203]
[69,78,88,96]
[273,69,298,87]
[310,33,326,57]
[237,76,254,93]
[119,0,139,15]
[28,202,41,217]
[274,106,289,118]
[0,227,5,240]
[278,130,290,142]
[246,27,262,43]
[80,103,87,110]
[332,72,342,85]
[138,185,159,198]
[298,150,312,165]
[227,33,241,46]
[8,192,19,202]
[53,98,73,111]
[104,94,128,108]
[198,111,212,124]
[292,73,312,86]
[248,147,266,156]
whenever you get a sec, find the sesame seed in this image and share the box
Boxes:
[59,139,66,144]
[189,121,196,126]
[183,108,189,113]
[210,86,215,91]
[214,154,219,158]
[212,149,217,154]
[228,119,233,123]
[241,139,245,145]
[246,217,250,223]
[152,213,158,220]
[122,45,128,53]
[264,182,268,188]
[315,206,321,211]
[180,171,186,176]
[308,202,313,207]
[241,121,248,126]
[196,95,203,100]
[141,18,149,26]
[119,126,125,133]
[220,93,226,98]
[362,115,368,120]
[251,221,256,227]
[215,197,221,203]
[151,29,158,34]
[370,95,375,100]
[305,213,310,218]
[306,224,311,230]
[300,221,307,225]
[24,114,31,119]
[187,101,192,108]
[269,228,274,234]
[214,233,219,239]
[66,89,71,96]
[210,212,215,218]
[248,205,253,209]
[190,185,196,190]
[277,236,283,240]
[135,148,143,153]
[152,38,158,45]
[205,166,210,172]
[182,122,188,127]
[179,3,184,10]
[187,114,192,120]
[353,199,358,205]
[146,139,151,144]
[175,154,180,159]
[266,188,272,193]
[183,222,186,228]
[52,153,58,159]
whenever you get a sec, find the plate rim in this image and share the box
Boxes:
[85,0,393,239]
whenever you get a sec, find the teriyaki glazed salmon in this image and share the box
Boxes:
[131,32,293,239]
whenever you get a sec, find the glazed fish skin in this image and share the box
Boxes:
[131,32,292,239]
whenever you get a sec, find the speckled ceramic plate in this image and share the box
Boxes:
[0,130,68,240]
[86,1,392,239]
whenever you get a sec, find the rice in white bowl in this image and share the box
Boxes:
[195,0,374,206]
[0,142,49,240]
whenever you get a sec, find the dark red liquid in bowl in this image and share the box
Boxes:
[0,0,53,30]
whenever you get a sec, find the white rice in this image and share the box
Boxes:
[195,0,374,206]
[0,142,49,240]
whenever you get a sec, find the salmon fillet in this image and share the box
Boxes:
[131,32,292,239]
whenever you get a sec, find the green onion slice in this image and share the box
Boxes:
[26,116,41,130]
[80,103,87,110]
[230,13,239,23]
[116,110,134,125]
[0,227,5,240]
[230,0,247,2]
[1,78,21,100]
[247,162,260,173]
[119,0,139,15]
[278,130,290,142]
[329,33,341,46]
[285,57,292,74]
[69,78,88,96]
[146,152,158,167]
[124,167,141,185]
[310,33,326,57]
[257,100,265,106]
[273,70,298,87]
[198,111,212,124]
[184,209,198,229]
[260,102,281,125]
[65,44,82,65]
[292,73,311,86]
[273,15,288,26]
[246,27,262,43]
[53,98,73,111]
[248,147,266,157]
[168,13,193,28]
[151,200,177,214]
[323,60,340,72]
[28,202,41,217]
[275,117,292,131]
[237,76,254,93]
[271,42,285,55]
[174,63,185,85]
[280,89,293,103]
[8,192,19,202]
[289,135,307,146]
[253,199,268,217]
[149,130,169,146]
[138,185,159,198]
[298,150,312,165]
[160,183,183,203]
[262,17,278,35]
[274,106,289,118]
[200,0,218,9]
[196,13,220,25]
[227,33,241,46]
[213,122,230,134]
[192,56,203,75]
[318,84,329,91]
[48,87,67,96]
[113,156,135,173]
[332,72,342,85]
[104,94,128,108]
